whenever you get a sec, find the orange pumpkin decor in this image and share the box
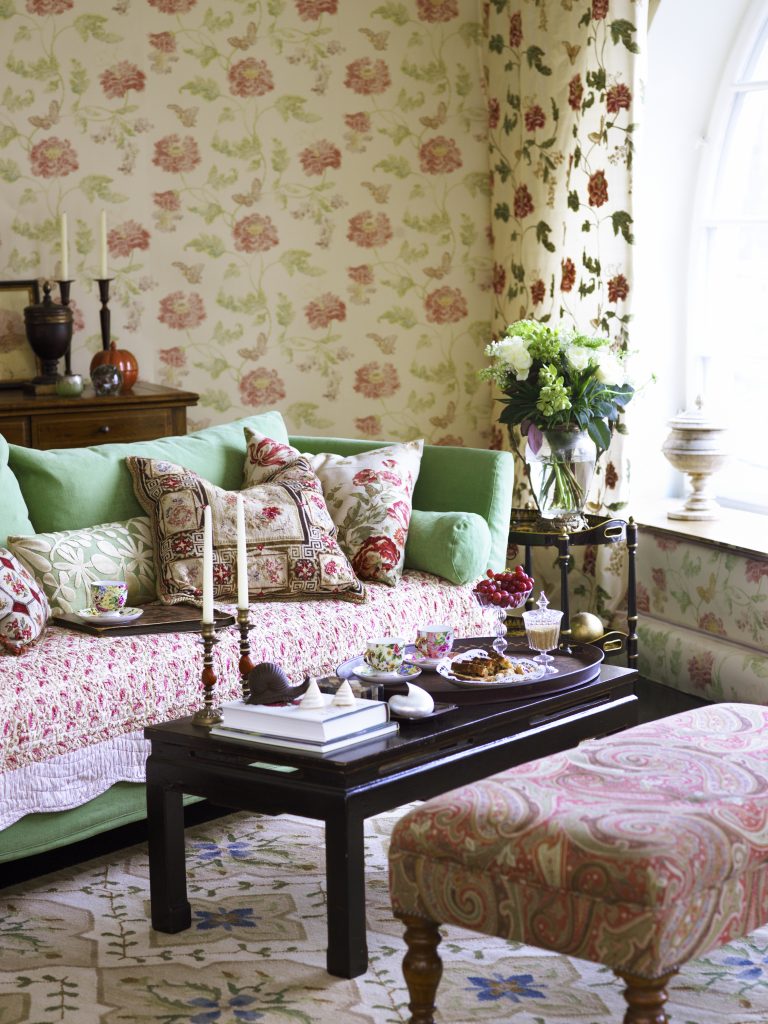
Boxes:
[90,341,139,392]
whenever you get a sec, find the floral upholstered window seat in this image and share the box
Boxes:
[636,503,768,705]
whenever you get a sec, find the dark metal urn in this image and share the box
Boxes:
[24,281,73,384]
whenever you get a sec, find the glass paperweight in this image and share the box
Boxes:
[91,363,123,396]
[522,592,563,673]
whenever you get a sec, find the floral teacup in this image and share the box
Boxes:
[415,624,454,660]
[90,580,128,614]
[364,637,406,673]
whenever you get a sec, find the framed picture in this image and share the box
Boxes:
[0,279,41,389]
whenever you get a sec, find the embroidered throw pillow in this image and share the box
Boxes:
[126,451,365,606]
[8,517,156,615]
[245,432,423,586]
[0,548,50,654]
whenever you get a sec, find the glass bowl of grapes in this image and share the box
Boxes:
[473,566,534,655]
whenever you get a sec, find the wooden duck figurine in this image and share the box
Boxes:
[245,662,310,705]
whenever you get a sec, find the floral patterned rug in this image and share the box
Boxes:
[2,806,767,1023]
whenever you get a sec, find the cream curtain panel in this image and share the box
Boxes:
[482,0,646,627]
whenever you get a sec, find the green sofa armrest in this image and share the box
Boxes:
[0,434,34,546]
[289,436,514,573]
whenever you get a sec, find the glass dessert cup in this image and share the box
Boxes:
[475,586,533,655]
[522,592,563,673]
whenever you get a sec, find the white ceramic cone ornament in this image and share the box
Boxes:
[300,677,325,709]
[332,679,357,706]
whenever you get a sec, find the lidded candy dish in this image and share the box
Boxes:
[473,565,534,654]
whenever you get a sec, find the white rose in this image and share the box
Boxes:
[497,336,533,380]
[566,345,595,373]
[595,349,626,385]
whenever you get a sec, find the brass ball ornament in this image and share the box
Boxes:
[570,611,604,644]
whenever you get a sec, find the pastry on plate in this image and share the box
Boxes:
[450,651,524,681]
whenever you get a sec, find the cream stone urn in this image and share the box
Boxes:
[662,397,729,520]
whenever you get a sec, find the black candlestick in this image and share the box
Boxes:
[57,280,74,374]
[95,277,113,352]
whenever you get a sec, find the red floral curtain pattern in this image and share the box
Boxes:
[483,0,646,627]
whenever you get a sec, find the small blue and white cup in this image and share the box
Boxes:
[90,580,128,613]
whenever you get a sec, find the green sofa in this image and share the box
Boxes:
[0,411,514,864]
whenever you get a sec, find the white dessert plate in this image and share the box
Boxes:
[405,651,446,670]
[75,607,144,625]
[436,648,545,686]
[352,662,422,683]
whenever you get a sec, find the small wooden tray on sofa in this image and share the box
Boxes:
[53,605,235,637]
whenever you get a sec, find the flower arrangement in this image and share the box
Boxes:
[480,319,634,453]
[480,319,634,517]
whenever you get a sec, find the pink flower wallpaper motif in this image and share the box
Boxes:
[0,0,494,444]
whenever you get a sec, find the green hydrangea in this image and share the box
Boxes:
[536,364,571,417]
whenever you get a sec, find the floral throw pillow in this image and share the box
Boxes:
[244,432,423,586]
[0,548,50,655]
[126,452,365,606]
[8,517,156,615]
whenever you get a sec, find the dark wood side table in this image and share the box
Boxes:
[0,381,199,448]
[508,509,638,670]
[145,657,637,978]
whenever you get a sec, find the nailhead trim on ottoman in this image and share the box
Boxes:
[388,703,768,1024]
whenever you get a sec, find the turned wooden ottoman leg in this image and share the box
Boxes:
[617,969,678,1024]
[400,915,443,1024]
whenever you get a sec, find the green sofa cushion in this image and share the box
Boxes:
[405,510,491,585]
[0,433,35,546]
[10,410,288,533]
[290,436,514,572]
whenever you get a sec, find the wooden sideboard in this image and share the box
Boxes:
[0,382,199,449]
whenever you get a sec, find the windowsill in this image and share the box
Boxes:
[631,501,768,559]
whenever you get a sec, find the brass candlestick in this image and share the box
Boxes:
[237,607,254,700]
[192,620,222,726]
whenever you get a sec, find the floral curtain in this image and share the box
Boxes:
[482,0,646,628]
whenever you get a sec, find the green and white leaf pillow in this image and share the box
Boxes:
[7,517,157,615]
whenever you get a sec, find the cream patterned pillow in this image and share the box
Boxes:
[245,432,423,586]
[126,450,365,605]
[7,517,156,615]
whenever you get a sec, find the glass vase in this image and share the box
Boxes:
[525,427,596,529]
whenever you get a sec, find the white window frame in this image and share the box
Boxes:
[687,0,768,514]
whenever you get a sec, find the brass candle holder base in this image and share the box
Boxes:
[237,607,254,701]
[192,620,222,726]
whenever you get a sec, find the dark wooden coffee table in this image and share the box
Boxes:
[144,649,637,978]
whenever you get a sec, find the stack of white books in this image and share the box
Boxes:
[210,693,398,753]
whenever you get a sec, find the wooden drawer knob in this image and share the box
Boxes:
[98,424,111,434]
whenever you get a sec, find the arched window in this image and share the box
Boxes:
[691,1,768,512]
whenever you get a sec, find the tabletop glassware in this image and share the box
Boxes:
[474,569,533,655]
[522,591,563,673]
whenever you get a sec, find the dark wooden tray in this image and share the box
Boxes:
[53,605,235,637]
[337,638,604,705]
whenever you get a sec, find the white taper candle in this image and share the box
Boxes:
[99,209,108,278]
[60,213,69,280]
[202,504,214,624]
[236,492,248,610]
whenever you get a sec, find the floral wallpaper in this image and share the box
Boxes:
[483,0,645,625]
[0,0,495,444]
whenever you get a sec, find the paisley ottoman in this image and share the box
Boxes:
[388,703,768,1024]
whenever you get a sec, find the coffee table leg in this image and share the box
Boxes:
[325,806,368,978]
[146,774,191,933]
